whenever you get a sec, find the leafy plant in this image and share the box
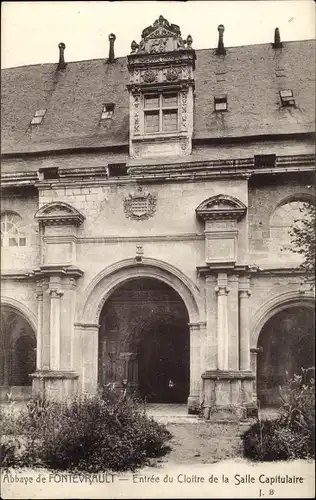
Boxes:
[242,369,315,461]
[290,200,315,284]
[2,387,172,472]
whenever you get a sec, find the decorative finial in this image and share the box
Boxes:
[108,33,116,63]
[186,35,193,48]
[216,25,226,56]
[58,42,66,70]
[130,40,139,54]
[272,27,283,49]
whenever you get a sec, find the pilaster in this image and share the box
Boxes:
[215,273,230,370]
[205,275,217,370]
[188,322,203,413]
[239,276,251,371]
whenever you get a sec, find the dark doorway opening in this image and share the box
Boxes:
[257,306,315,407]
[98,277,190,404]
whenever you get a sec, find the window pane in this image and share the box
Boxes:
[280,90,293,98]
[145,111,159,133]
[215,102,227,111]
[144,95,159,109]
[35,109,46,117]
[163,93,178,107]
[101,111,113,119]
[162,110,178,131]
[31,116,43,125]
[19,238,26,246]
[9,238,18,247]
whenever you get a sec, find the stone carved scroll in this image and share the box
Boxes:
[180,91,188,131]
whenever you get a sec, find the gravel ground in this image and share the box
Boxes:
[154,421,247,466]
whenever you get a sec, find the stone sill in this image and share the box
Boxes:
[30,370,79,380]
[202,370,255,380]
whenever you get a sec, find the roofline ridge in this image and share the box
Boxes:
[2,38,315,71]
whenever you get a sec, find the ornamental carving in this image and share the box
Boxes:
[35,202,85,226]
[181,91,188,131]
[196,195,247,221]
[133,95,140,133]
[142,69,156,83]
[124,187,157,221]
[165,67,179,81]
[129,15,192,55]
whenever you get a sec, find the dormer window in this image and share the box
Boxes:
[101,103,115,120]
[280,90,295,107]
[108,163,128,177]
[31,109,46,125]
[144,93,179,134]
[214,95,227,112]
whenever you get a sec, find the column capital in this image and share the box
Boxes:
[215,285,230,296]
[188,321,206,331]
[49,288,64,299]
[239,289,251,298]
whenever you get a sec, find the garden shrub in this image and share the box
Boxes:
[242,369,315,461]
[4,387,172,472]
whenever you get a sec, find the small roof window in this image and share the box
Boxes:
[108,163,128,177]
[279,90,295,107]
[214,95,227,112]
[31,109,46,125]
[101,103,115,120]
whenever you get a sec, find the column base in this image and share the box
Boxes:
[201,370,256,421]
[188,395,200,415]
[30,370,79,401]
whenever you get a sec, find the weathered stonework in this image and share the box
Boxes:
[1,20,315,416]
[127,16,195,159]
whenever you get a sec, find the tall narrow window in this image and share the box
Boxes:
[1,212,26,247]
[144,93,179,133]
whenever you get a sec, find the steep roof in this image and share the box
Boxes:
[1,39,315,155]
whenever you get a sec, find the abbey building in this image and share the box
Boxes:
[1,16,315,418]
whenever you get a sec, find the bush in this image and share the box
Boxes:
[4,388,172,472]
[242,369,315,461]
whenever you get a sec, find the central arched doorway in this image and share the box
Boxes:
[257,305,315,407]
[98,277,190,403]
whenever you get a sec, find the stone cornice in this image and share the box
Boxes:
[1,154,314,188]
[197,264,310,278]
[33,265,84,280]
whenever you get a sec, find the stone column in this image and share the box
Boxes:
[205,275,217,369]
[251,346,263,402]
[215,273,230,370]
[239,289,251,371]
[188,322,201,413]
[36,285,44,370]
[49,289,64,371]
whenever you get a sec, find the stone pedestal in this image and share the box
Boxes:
[31,370,79,400]
[201,370,255,420]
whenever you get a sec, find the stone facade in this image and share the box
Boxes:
[1,17,315,417]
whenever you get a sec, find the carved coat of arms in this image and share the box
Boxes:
[123,187,157,221]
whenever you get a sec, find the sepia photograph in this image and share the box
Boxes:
[0,1,315,498]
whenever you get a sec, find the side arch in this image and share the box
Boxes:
[0,296,37,334]
[78,258,203,325]
[251,290,315,347]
